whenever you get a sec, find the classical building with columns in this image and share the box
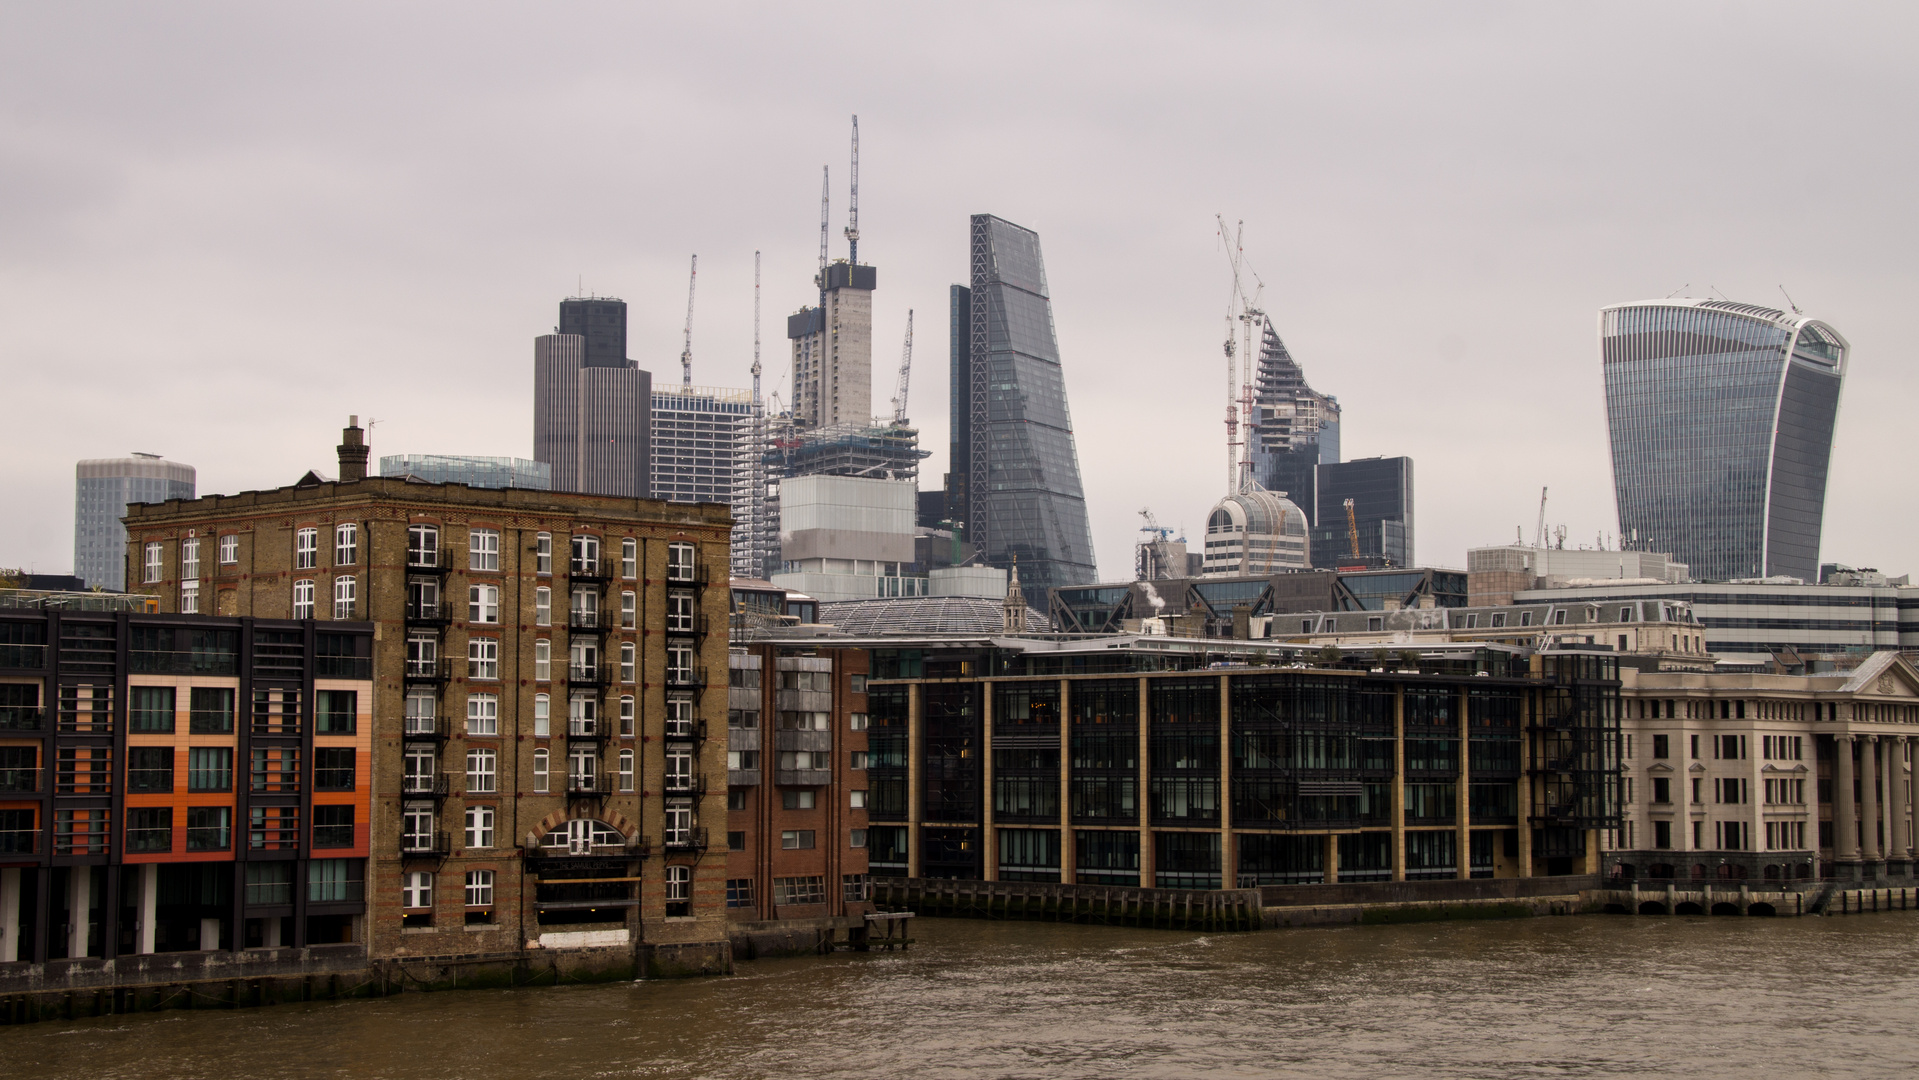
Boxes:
[1607,651,1919,886]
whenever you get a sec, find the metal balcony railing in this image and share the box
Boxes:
[400,831,451,857]
[403,714,450,741]
[663,717,707,742]
[401,774,450,798]
[0,829,40,855]
[565,773,613,798]
[568,610,608,633]
[405,601,451,625]
[0,706,43,732]
[567,664,612,688]
[404,657,453,684]
[406,550,451,575]
[666,665,708,689]
[0,767,39,794]
[664,826,709,851]
[663,773,707,796]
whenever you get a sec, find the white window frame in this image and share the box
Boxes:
[571,534,601,576]
[666,542,695,582]
[668,645,694,683]
[466,692,498,736]
[402,870,434,909]
[666,696,693,738]
[665,801,693,845]
[468,528,500,572]
[407,524,439,568]
[622,590,637,629]
[465,869,494,907]
[532,748,549,793]
[293,579,315,619]
[468,583,500,624]
[405,690,437,735]
[621,537,637,579]
[620,641,635,683]
[402,804,435,846]
[665,864,690,902]
[535,586,552,626]
[406,633,438,677]
[334,523,358,566]
[568,747,598,790]
[534,693,551,737]
[295,528,318,570]
[619,749,635,791]
[568,693,598,737]
[570,588,598,627]
[144,542,164,583]
[534,639,551,682]
[464,806,495,849]
[181,538,200,580]
[333,575,357,620]
[180,580,200,614]
[667,591,695,633]
[535,532,552,575]
[468,637,498,680]
[218,534,239,565]
[619,695,636,736]
[466,747,497,794]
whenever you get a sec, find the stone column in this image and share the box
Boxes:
[1883,736,1905,867]
[1901,737,1917,862]
[0,867,19,963]
[1324,832,1339,885]
[1834,734,1858,864]
[1861,736,1882,864]
[136,863,158,955]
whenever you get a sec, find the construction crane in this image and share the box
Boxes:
[815,166,829,311]
[844,115,860,265]
[1344,498,1361,559]
[1534,486,1548,549]
[1137,508,1178,581]
[891,309,913,425]
[679,254,697,387]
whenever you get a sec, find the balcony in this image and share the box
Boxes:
[567,664,612,688]
[406,552,452,577]
[565,773,613,799]
[776,768,834,788]
[130,648,238,676]
[664,718,707,743]
[567,610,609,635]
[664,614,711,639]
[401,774,450,799]
[566,721,610,743]
[405,601,452,627]
[402,714,451,742]
[664,826,708,851]
[666,665,708,690]
[568,562,614,585]
[400,831,451,858]
[0,767,41,794]
[0,706,43,732]
[404,657,453,685]
[0,644,48,669]
[664,773,708,797]
[0,828,40,856]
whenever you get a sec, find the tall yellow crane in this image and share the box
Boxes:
[1344,498,1361,559]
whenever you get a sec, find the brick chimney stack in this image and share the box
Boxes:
[337,415,370,482]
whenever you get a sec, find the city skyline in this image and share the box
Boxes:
[3,6,1916,582]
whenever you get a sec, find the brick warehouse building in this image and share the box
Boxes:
[0,604,374,964]
[119,420,733,974]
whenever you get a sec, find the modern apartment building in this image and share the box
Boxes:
[857,634,1619,887]
[74,454,196,592]
[1602,298,1847,583]
[948,215,1097,606]
[534,297,653,499]
[0,603,374,964]
[650,384,753,506]
[119,421,733,973]
[1606,651,1919,886]
[723,642,872,926]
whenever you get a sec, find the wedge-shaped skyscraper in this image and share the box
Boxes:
[1601,298,1847,583]
[948,214,1097,605]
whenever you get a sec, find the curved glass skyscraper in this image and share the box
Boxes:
[1601,298,1847,583]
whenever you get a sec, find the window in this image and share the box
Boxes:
[568,747,599,791]
[469,584,499,624]
[664,799,692,844]
[404,749,436,794]
[405,690,437,735]
[1691,777,1703,804]
[665,865,691,917]
[619,748,635,791]
[293,579,315,619]
[334,523,358,566]
[315,748,355,791]
[667,542,696,582]
[127,747,173,793]
[668,646,695,684]
[1714,778,1748,805]
[180,580,199,613]
[533,748,549,792]
[570,588,598,628]
[569,693,599,737]
[181,538,200,579]
[403,871,434,909]
[667,592,695,633]
[843,874,870,902]
[780,830,817,850]
[622,591,637,629]
[465,805,495,848]
[312,805,354,847]
[727,831,747,852]
[188,747,233,792]
[245,862,293,906]
[534,639,551,681]
[126,807,172,853]
[186,806,232,851]
[1651,776,1670,804]
[621,537,637,579]
[777,712,830,731]
[849,674,867,693]
[143,542,164,583]
[620,696,636,736]
[295,528,318,569]
[850,713,868,731]
[850,828,868,849]
[620,642,636,683]
[332,575,357,619]
[1652,733,1669,759]
[727,788,747,810]
[782,789,817,810]
[533,693,551,737]
[1653,820,1672,850]
[666,749,693,789]
[1519,612,1533,627]
[571,534,600,576]
[727,878,754,907]
[728,750,760,771]
[131,685,176,733]
[467,748,497,794]
[218,534,239,564]
[465,869,494,907]
[535,533,552,575]
[466,693,498,736]
[468,529,500,571]
[666,696,693,738]
[402,806,436,849]
[309,858,363,902]
[317,689,355,733]
[535,586,552,626]
[468,638,498,680]
[1690,734,1700,760]
[850,750,869,770]
[407,525,441,567]
[1714,734,1747,760]
[772,875,824,905]
[778,751,827,771]
[850,789,868,808]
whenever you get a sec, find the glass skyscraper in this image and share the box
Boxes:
[1601,298,1847,584]
[948,214,1097,606]
[74,454,196,590]
[1249,317,1340,519]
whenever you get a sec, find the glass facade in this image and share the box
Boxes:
[1601,300,1846,584]
[954,215,1097,606]
[1249,318,1340,516]
[379,455,553,490]
[1313,457,1414,569]
[74,456,196,591]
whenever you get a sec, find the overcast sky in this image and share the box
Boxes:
[4,2,1915,581]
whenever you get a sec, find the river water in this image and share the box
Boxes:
[5,912,1918,1079]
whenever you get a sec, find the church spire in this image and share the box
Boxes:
[1003,556,1026,633]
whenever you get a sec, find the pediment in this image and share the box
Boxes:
[1761,762,1809,775]
[1688,762,1707,773]
[1839,652,1919,698]
[1646,762,1676,775]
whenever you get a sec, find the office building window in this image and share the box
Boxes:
[293,579,315,619]
[187,747,233,792]
[466,693,498,736]
[315,748,355,791]
[333,575,356,619]
[218,534,238,564]
[334,523,358,566]
[469,584,499,624]
[781,830,816,850]
[190,686,234,733]
[295,527,318,569]
[468,637,498,680]
[468,529,500,571]
[465,805,495,849]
